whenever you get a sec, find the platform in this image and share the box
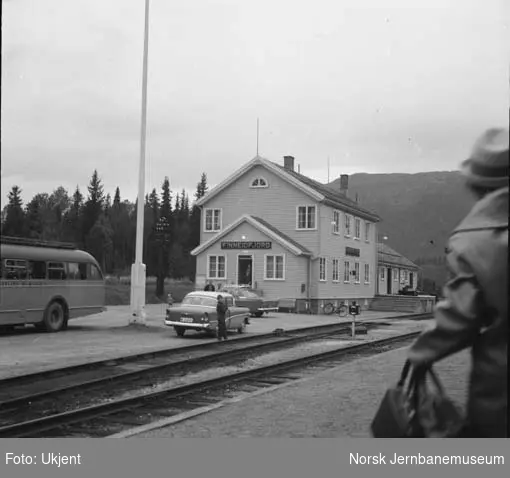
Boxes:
[0,304,429,380]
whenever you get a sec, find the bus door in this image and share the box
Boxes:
[1,259,30,325]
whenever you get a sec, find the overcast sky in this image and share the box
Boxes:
[2,0,508,208]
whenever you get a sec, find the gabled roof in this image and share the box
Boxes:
[195,156,322,207]
[271,163,380,221]
[195,155,380,222]
[377,243,419,270]
[190,214,312,257]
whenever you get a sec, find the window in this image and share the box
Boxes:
[354,262,360,283]
[204,208,221,232]
[354,218,361,239]
[48,262,67,280]
[28,261,46,279]
[88,264,103,280]
[332,210,340,234]
[332,259,339,282]
[364,264,370,284]
[380,267,385,280]
[344,261,350,282]
[250,177,268,188]
[265,254,285,280]
[297,206,316,230]
[4,259,28,280]
[365,222,371,242]
[344,214,351,236]
[208,255,226,279]
[67,262,82,280]
[319,257,326,281]
[394,269,398,281]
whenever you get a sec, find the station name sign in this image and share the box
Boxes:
[221,241,272,250]
[345,247,360,257]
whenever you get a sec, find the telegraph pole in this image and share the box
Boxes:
[130,0,151,325]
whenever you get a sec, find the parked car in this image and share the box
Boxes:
[220,285,278,317]
[164,291,251,337]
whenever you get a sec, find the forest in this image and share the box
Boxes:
[1,170,209,303]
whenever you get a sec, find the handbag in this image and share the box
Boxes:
[370,360,464,438]
[414,365,464,438]
[370,359,424,438]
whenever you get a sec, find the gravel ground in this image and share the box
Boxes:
[110,320,427,403]
[135,345,470,438]
[0,308,415,379]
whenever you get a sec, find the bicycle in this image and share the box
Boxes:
[323,301,348,317]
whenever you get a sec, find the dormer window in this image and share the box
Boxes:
[250,177,268,188]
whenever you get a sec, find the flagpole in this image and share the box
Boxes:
[130,0,151,325]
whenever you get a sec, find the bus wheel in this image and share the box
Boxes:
[43,302,66,333]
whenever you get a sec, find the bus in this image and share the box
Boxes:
[0,236,106,333]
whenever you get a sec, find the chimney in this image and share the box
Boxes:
[339,174,349,196]
[283,156,295,171]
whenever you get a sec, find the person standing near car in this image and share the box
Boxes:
[204,281,215,291]
[216,294,228,341]
[407,127,508,438]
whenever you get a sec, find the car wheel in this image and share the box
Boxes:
[174,326,186,337]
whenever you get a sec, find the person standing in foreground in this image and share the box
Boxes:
[216,294,228,341]
[408,127,508,438]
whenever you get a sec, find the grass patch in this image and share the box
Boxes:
[105,277,195,306]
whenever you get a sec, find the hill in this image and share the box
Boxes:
[327,171,477,290]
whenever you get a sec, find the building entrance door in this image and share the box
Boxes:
[409,272,414,289]
[387,268,392,294]
[238,255,253,286]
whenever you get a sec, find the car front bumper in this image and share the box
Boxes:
[164,320,211,329]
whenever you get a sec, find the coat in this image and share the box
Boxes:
[408,186,508,437]
[216,301,227,321]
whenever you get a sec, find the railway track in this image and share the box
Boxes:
[0,329,422,438]
[0,313,431,409]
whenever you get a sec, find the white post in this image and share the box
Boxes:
[130,0,151,325]
[351,313,355,338]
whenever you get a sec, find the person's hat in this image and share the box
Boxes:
[461,128,509,190]
[217,294,223,300]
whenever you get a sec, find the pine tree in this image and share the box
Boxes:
[63,186,84,245]
[82,170,105,242]
[3,186,25,237]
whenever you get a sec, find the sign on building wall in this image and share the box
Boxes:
[345,247,360,257]
[221,241,272,250]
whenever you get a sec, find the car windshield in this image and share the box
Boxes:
[181,296,217,307]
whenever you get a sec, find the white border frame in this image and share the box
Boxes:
[343,260,350,283]
[249,176,269,189]
[236,253,254,285]
[203,208,223,233]
[263,253,286,281]
[364,263,370,284]
[206,254,227,280]
[344,213,352,237]
[295,204,318,231]
[354,261,361,284]
[332,210,341,235]
[319,257,327,282]
[332,258,340,283]
[354,217,361,240]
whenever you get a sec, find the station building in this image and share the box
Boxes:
[376,242,420,295]
[190,155,381,312]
